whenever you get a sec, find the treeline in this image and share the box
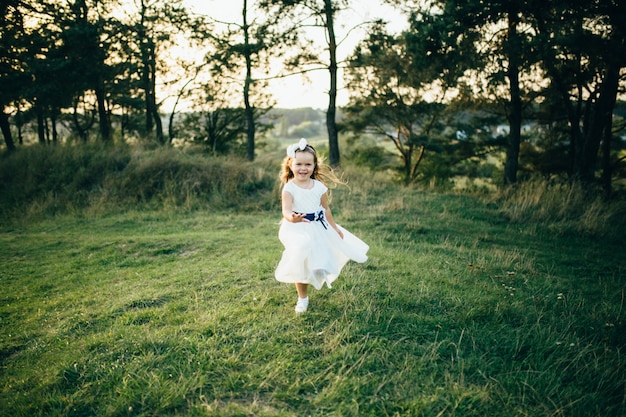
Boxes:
[1,0,625,193]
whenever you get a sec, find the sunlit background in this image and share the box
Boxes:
[175,0,406,110]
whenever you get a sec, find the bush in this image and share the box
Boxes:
[106,147,277,211]
[0,144,278,218]
[0,143,131,212]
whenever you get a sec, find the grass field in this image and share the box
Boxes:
[1,180,625,416]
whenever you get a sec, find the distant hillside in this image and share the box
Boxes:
[265,107,344,139]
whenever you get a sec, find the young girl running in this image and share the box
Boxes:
[275,138,369,313]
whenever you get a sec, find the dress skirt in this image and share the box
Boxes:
[274,219,369,290]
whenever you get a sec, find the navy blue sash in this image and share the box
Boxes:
[296,210,328,229]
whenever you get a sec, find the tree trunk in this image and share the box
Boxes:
[403,144,412,185]
[324,0,340,167]
[16,106,23,145]
[599,64,619,199]
[71,96,94,142]
[152,99,164,144]
[144,68,163,144]
[144,72,154,135]
[150,59,164,144]
[168,108,176,144]
[71,107,88,142]
[168,77,194,144]
[51,112,58,144]
[410,145,425,182]
[138,8,161,143]
[600,106,613,199]
[576,64,619,183]
[0,106,15,151]
[95,81,111,142]
[243,0,255,161]
[37,107,46,144]
[533,12,583,179]
[504,10,522,185]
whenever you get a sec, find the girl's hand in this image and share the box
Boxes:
[334,226,344,239]
[290,212,309,223]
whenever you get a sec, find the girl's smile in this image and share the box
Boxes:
[290,151,315,186]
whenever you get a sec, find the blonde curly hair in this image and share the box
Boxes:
[279,144,345,191]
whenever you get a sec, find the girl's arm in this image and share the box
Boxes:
[282,190,309,223]
[321,193,344,239]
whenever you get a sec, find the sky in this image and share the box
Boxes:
[179,0,407,109]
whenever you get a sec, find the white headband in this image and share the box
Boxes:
[286,138,310,158]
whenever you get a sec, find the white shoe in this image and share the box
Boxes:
[295,297,309,313]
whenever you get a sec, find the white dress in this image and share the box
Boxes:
[275,179,369,290]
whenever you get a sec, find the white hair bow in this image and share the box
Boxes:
[286,138,309,158]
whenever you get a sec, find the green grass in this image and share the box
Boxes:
[1,182,624,416]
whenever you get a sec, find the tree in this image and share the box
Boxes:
[56,0,112,142]
[242,0,257,161]
[396,0,626,191]
[260,0,352,167]
[177,76,270,155]
[420,0,542,185]
[502,5,523,185]
[29,12,78,145]
[135,0,163,143]
[0,0,27,151]
[2,0,119,146]
[322,0,341,167]
[117,0,194,144]
[529,0,626,193]
[204,0,288,160]
[345,21,488,184]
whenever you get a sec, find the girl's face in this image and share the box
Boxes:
[290,151,315,182]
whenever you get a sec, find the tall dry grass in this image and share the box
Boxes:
[2,144,624,242]
[0,144,278,218]
[496,178,626,239]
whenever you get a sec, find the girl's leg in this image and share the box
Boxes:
[295,283,309,313]
[295,283,308,298]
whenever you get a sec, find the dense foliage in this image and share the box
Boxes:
[1,0,625,190]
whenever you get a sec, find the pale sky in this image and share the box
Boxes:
[179,0,406,109]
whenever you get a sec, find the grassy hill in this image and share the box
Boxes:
[1,144,624,416]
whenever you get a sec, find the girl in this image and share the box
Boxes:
[275,138,369,313]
